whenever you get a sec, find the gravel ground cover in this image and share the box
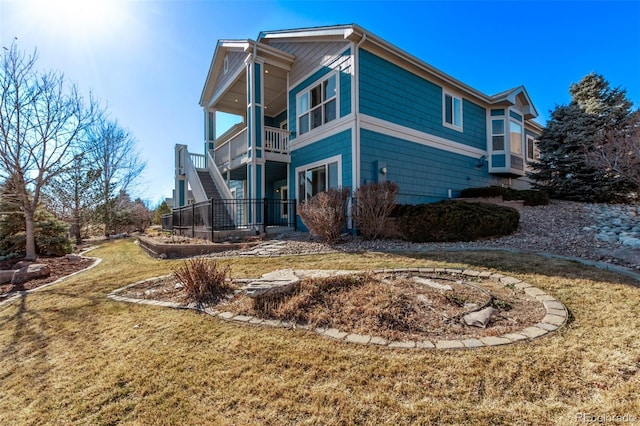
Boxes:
[211,200,640,271]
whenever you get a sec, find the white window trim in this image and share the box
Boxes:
[491,117,506,153]
[509,119,524,156]
[442,90,463,132]
[295,154,342,203]
[295,71,340,137]
[526,135,539,162]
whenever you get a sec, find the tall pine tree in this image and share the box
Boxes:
[528,73,638,202]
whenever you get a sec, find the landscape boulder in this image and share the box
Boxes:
[462,306,496,328]
[11,264,51,285]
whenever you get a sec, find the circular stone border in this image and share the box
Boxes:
[107,267,568,349]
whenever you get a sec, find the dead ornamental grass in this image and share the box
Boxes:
[0,239,638,425]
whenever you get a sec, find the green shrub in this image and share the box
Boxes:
[172,258,233,305]
[396,200,520,242]
[0,208,72,257]
[460,186,549,206]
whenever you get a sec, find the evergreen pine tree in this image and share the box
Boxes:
[528,73,638,201]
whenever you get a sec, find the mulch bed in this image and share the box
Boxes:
[0,256,95,299]
[119,271,545,341]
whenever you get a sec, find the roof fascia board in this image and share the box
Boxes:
[259,26,353,41]
[199,40,251,107]
[345,27,493,105]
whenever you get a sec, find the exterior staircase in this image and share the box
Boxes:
[196,170,236,230]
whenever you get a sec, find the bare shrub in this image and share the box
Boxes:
[298,187,350,243]
[586,127,640,192]
[172,258,232,305]
[353,181,399,240]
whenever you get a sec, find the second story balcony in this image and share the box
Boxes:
[212,124,291,172]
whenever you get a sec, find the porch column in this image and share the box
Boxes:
[246,58,266,226]
[205,108,216,153]
[174,144,187,208]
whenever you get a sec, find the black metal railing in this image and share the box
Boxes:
[161,198,296,239]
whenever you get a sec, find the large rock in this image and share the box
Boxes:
[11,264,51,285]
[462,307,496,328]
[0,270,15,284]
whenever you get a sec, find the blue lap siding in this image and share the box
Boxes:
[360,129,504,204]
[359,49,487,150]
[290,129,353,229]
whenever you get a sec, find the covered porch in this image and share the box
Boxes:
[201,39,295,204]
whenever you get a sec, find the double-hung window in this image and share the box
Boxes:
[443,92,462,131]
[491,119,505,151]
[297,158,340,202]
[297,74,337,136]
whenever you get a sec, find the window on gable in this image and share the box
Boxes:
[443,92,462,131]
[297,159,340,202]
[223,54,229,74]
[297,74,337,136]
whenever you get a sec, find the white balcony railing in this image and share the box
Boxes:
[190,153,206,170]
[264,126,290,154]
[213,126,290,170]
[214,126,248,169]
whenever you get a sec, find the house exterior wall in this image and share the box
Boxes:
[269,41,349,88]
[287,48,352,141]
[360,129,507,204]
[290,129,353,229]
[358,49,487,151]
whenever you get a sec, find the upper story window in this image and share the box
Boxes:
[491,119,505,151]
[510,120,523,155]
[443,91,462,131]
[223,54,229,74]
[297,74,337,136]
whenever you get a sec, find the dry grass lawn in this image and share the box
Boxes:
[0,238,639,425]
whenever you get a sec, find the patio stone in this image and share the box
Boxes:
[462,338,484,348]
[345,334,371,345]
[324,328,348,340]
[416,340,435,349]
[479,336,511,346]
[435,340,465,349]
[369,336,389,346]
[520,327,548,339]
[388,340,416,349]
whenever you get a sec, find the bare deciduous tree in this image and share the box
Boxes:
[587,126,640,192]
[41,153,101,245]
[84,118,145,236]
[0,42,97,259]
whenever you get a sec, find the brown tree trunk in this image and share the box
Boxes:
[24,210,37,260]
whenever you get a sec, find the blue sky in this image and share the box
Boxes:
[1,0,639,206]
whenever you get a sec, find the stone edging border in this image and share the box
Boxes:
[107,267,569,350]
[0,256,102,310]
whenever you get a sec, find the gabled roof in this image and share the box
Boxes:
[202,24,541,127]
[199,39,295,108]
[490,86,539,119]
